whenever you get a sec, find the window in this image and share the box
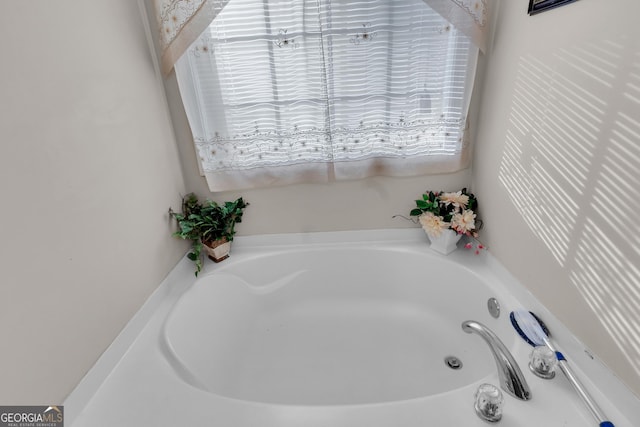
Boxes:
[175,0,479,191]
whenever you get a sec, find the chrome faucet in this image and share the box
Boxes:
[462,320,532,401]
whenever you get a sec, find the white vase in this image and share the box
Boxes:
[427,229,462,255]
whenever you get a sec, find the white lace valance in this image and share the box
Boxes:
[153,0,230,75]
[153,0,491,75]
[423,0,490,53]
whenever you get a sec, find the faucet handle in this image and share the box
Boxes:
[474,383,504,422]
[529,345,558,379]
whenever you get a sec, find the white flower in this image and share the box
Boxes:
[440,191,469,209]
[451,209,476,234]
[419,212,449,237]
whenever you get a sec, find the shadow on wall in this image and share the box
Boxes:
[498,36,640,377]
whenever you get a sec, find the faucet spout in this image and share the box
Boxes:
[462,320,531,401]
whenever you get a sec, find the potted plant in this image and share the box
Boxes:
[170,193,248,275]
[409,188,481,254]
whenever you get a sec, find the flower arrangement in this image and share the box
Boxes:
[410,188,481,241]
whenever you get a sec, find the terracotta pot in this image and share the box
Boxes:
[203,237,231,262]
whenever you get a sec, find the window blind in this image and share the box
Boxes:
[175,0,479,191]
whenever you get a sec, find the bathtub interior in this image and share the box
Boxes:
[162,246,518,406]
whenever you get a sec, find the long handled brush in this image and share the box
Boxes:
[510,310,615,427]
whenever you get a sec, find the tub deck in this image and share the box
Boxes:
[65,230,639,427]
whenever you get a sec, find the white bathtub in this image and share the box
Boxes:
[163,247,512,406]
[67,230,639,426]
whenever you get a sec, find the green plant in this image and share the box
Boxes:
[169,193,248,275]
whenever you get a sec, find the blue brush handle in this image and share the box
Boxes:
[555,354,615,426]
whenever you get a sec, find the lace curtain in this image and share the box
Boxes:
[426,0,489,52]
[153,0,228,76]
[153,0,490,74]
[152,0,489,191]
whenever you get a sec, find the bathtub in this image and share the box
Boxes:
[163,246,512,406]
[67,229,638,427]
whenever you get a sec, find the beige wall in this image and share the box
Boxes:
[0,0,187,403]
[474,0,640,397]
